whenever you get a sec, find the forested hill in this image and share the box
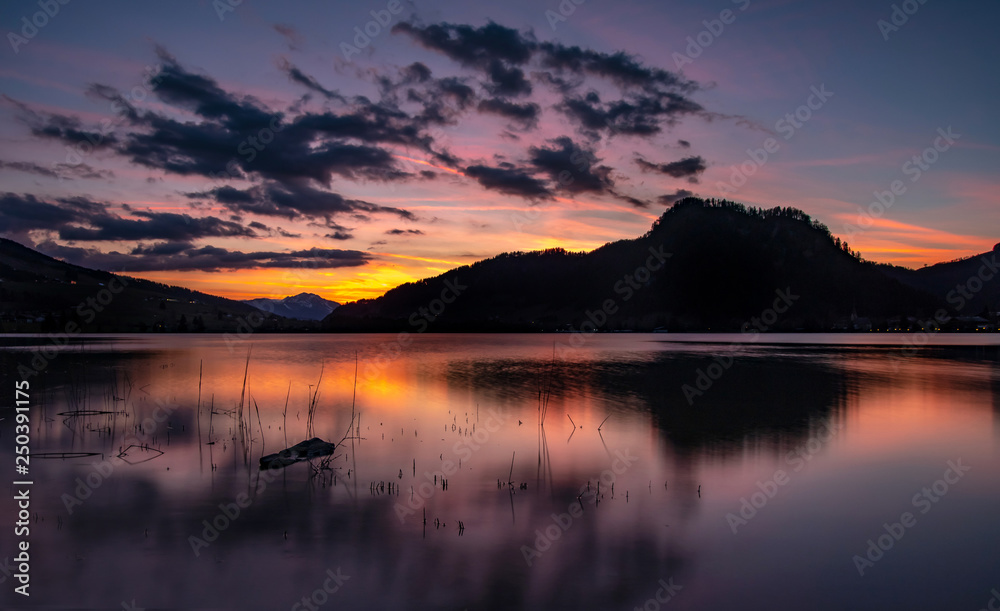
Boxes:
[324,198,944,332]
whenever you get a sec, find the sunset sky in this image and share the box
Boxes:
[1,0,997,302]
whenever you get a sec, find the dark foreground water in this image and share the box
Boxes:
[1,333,998,610]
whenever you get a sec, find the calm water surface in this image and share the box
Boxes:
[1,333,998,610]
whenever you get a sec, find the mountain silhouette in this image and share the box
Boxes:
[243,293,340,321]
[0,237,304,333]
[881,243,1000,319]
[2,198,994,333]
[325,198,948,332]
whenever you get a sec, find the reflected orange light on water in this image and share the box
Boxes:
[839,359,995,460]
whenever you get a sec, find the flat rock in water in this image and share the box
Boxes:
[259,437,335,469]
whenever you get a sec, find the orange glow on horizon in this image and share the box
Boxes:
[110,198,995,304]
[830,213,994,268]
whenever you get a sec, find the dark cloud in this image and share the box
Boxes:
[614,193,651,208]
[36,240,371,272]
[658,189,694,205]
[58,210,256,242]
[464,164,551,200]
[392,21,704,137]
[558,91,703,138]
[373,63,477,133]
[391,22,535,98]
[0,192,256,242]
[7,26,716,254]
[6,93,118,150]
[536,43,697,94]
[150,50,278,132]
[405,77,477,126]
[84,82,140,122]
[131,241,194,256]
[0,160,60,178]
[187,182,415,223]
[636,155,707,182]
[401,62,432,83]
[528,137,611,194]
[240,217,303,238]
[531,70,582,94]
[0,160,113,180]
[0,192,81,235]
[386,228,425,235]
[477,98,540,129]
[284,107,448,172]
[392,21,535,70]
[278,59,345,102]
[196,185,259,206]
[17,55,438,222]
[392,21,699,100]
[485,61,531,97]
[60,163,113,180]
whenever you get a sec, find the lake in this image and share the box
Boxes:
[1,333,998,610]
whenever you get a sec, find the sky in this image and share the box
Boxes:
[1,0,997,302]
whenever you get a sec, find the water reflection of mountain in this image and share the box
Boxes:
[629,354,847,449]
[444,351,847,452]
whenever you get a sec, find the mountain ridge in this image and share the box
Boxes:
[324,198,995,332]
[0,237,315,333]
[1,198,996,333]
[243,292,340,321]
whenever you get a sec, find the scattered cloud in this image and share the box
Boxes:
[636,155,707,183]
[464,164,552,200]
[658,189,694,205]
